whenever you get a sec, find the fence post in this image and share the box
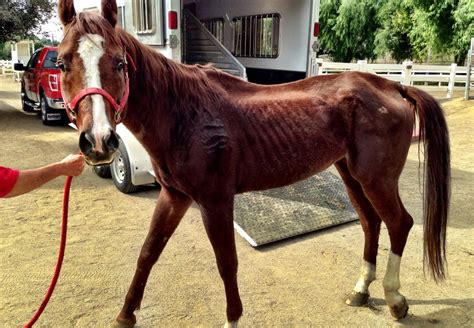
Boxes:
[465,38,474,100]
[402,60,413,86]
[314,58,323,76]
[357,60,368,72]
[447,63,457,98]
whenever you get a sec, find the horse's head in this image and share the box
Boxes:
[58,0,129,165]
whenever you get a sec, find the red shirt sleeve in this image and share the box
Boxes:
[0,166,20,198]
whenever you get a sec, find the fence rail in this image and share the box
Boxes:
[316,60,473,98]
[0,60,21,81]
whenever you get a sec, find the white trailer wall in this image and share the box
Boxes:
[190,0,312,73]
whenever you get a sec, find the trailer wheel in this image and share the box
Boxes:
[111,139,139,193]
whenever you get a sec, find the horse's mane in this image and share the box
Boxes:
[65,12,249,139]
[116,29,237,139]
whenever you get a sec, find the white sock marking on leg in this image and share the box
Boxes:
[383,251,403,306]
[354,261,376,294]
[224,321,238,328]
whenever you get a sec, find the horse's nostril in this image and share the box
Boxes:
[105,131,119,151]
[79,131,94,155]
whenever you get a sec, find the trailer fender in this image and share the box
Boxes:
[116,124,156,186]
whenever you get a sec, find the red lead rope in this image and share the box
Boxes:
[24,176,73,327]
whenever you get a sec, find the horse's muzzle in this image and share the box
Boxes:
[79,129,119,165]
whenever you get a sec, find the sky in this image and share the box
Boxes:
[40,0,124,41]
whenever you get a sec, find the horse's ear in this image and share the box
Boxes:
[58,0,76,26]
[101,0,118,28]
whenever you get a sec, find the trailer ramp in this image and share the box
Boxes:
[183,9,246,79]
[233,171,358,246]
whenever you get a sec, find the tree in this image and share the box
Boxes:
[320,0,473,64]
[320,0,380,62]
[0,42,12,60]
[410,0,473,65]
[452,0,474,64]
[0,0,54,44]
[375,0,414,63]
[319,0,341,59]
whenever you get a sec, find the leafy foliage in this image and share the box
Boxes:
[320,0,379,62]
[0,0,54,44]
[0,42,12,60]
[452,0,474,64]
[375,0,413,63]
[320,0,474,64]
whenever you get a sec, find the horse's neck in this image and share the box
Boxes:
[120,34,212,156]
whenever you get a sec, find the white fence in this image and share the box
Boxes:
[316,60,473,98]
[0,60,21,81]
[1,57,472,98]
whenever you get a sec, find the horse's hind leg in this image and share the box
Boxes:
[360,179,413,319]
[335,159,381,307]
[116,187,192,327]
[200,197,243,327]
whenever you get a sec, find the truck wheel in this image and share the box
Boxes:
[21,85,35,113]
[111,139,139,193]
[40,94,54,125]
[93,165,112,178]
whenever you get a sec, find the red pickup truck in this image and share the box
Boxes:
[14,46,67,125]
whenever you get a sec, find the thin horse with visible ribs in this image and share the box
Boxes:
[57,0,451,326]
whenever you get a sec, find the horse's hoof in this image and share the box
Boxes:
[389,296,409,319]
[114,314,136,328]
[224,321,238,328]
[345,291,370,307]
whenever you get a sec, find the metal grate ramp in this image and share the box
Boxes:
[233,171,358,246]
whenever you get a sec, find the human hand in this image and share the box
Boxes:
[59,154,85,176]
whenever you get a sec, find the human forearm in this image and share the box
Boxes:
[3,154,84,198]
[5,163,65,198]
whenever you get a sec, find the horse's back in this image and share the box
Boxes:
[185,70,414,195]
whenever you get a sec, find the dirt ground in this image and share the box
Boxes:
[0,77,473,327]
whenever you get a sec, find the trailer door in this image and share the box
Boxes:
[307,0,320,77]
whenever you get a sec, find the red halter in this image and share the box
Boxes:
[61,53,136,124]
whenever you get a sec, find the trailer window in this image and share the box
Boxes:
[232,14,280,58]
[202,18,224,43]
[132,0,154,34]
[117,5,125,28]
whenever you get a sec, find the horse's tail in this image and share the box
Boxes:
[400,85,451,282]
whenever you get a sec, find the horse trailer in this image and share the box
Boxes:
[90,0,321,192]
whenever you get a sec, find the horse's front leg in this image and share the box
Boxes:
[116,187,192,327]
[200,197,243,327]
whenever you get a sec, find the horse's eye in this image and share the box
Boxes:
[56,60,66,72]
[116,61,124,71]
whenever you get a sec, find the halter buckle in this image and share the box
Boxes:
[67,105,77,121]
[114,109,122,123]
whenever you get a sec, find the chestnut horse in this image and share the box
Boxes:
[58,0,450,326]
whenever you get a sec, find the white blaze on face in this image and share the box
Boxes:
[77,34,111,150]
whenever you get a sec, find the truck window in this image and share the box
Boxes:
[233,14,280,58]
[27,50,41,69]
[202,18,224,43]
[42,50,58,69]
[132,0,154,33]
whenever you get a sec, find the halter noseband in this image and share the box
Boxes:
[61,52,136,124]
